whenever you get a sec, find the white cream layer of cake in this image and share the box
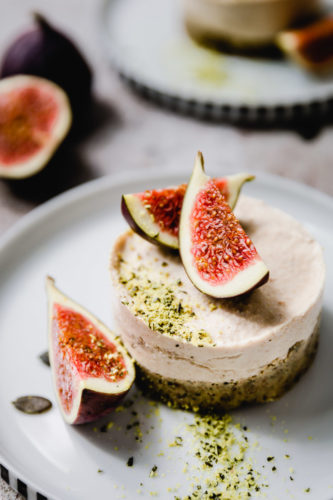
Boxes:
[110,196,325,384]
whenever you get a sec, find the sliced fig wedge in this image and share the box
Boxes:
[122,173,254,250]
[0,75,71,179]
[46,277,135,424]
[276,17,333,72]
[179,153,269,298]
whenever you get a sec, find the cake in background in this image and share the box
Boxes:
[184,0,320,49]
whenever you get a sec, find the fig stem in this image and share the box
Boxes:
[33,12,53,32]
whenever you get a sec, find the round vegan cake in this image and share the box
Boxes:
[184,0,319,48]
[110,196,325,412]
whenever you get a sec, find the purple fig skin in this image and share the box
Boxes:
[74,389,127,425]
[121,195,156,244]
[1,14,92,135]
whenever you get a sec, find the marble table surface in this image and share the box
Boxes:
[1,0,333,498]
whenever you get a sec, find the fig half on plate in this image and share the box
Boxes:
[46,277,135,424]
[277,16,333,72]
[179,152,269,298]
[0,75,71,179]
[122,173,254,250]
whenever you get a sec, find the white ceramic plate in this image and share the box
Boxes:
[0,169,333,500]
[102,0,333,121]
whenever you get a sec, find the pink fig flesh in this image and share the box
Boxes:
[179,153,269,298]
[0,75,71,179]
[122,173,254,250]
[47,277,135,424]
[277,17,333,71]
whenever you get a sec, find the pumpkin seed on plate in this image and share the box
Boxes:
[12,396,52,414]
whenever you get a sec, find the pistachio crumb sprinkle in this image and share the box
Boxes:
[118,258,212,346]
[149,465,158,478]
[183,412,264,499]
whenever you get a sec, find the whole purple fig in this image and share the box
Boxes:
[1,14,93,135]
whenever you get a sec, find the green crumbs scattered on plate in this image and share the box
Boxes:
[163,38,228,89]
[97,392,266,499]
[182,412,263,499]
[82,390,315,498]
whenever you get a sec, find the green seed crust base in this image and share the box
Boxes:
[135,321,320,413]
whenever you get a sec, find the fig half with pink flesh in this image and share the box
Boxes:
[46,277,135,424]
[0,75,71,179]
[276,17,333,72]
[122,173,254,250]
[179,153,269,298]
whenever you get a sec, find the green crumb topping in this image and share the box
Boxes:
[169,436,183,447]
[183,413,264,499]
[118,259,212,346]
[149,465,158,478]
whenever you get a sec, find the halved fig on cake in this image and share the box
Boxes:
[0,75,72,179]
[179,153,269,298]
[46,277,135,424]
[276,17,333,72]
[122,173,254,250]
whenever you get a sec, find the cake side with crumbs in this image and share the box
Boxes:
[110,196,325,411]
